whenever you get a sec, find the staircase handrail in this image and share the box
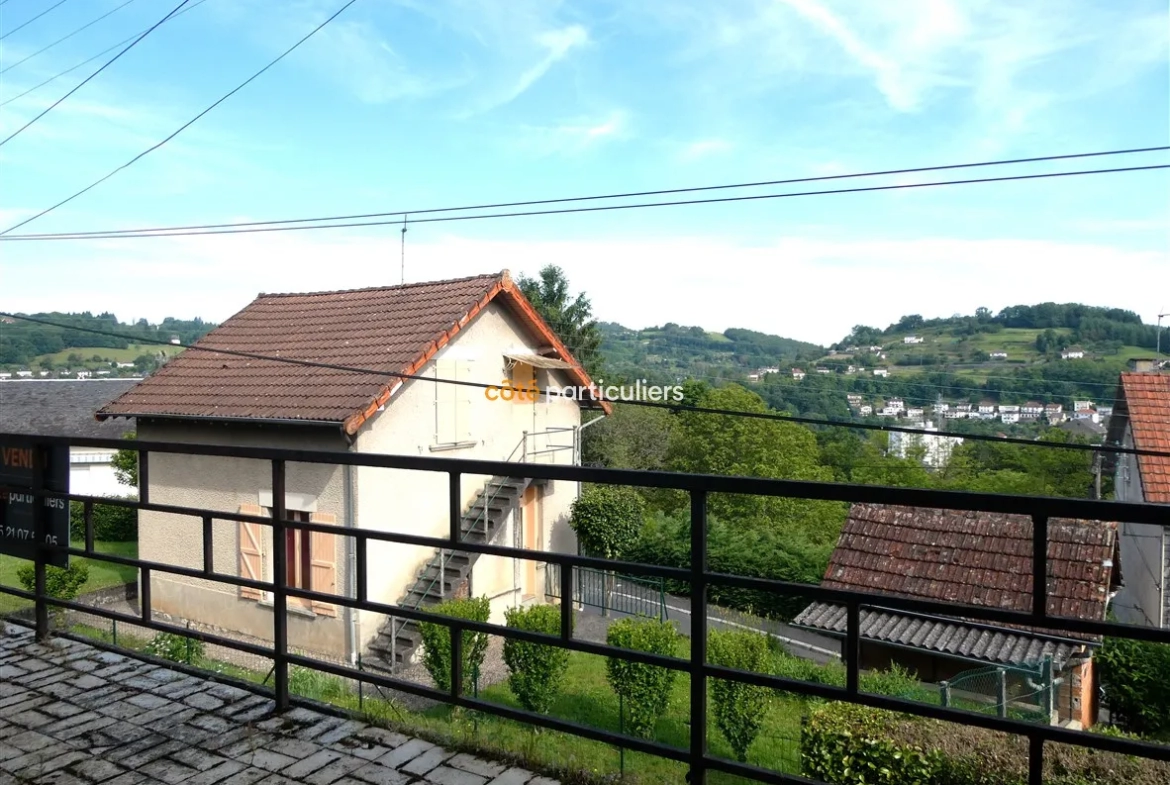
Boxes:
[405,432,531,610]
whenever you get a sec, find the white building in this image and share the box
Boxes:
[1074,400,1094,411]
[792,369,806,381]
[888,422,963,469]
[873,368,889,378]
[1062,348,1086,359]
[904,336,924,344]
[887,398,905,412]
[989,352,1008,359]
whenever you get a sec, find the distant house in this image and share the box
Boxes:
[977,400,996,414]
[0,378,141,497]
[1073,409,1100,424]
[1096,405,1113,419]
[116,362,136,369]
[1045,403,1066,423]
[859,405,872,417]
[1073,400,1094,412]
[793,504,1120,728]
[1001,411,1020,424]
[169,335,181,345]
[903,336,924,344]
[16,370,32,378]
[1022,402,1044,419]
[873,368,889,378]
[905,407,924,419]
[989,351,1008,359]
[1105,372,1170,629]
[944,409,968,420]
[1062,347,1086,360]
[0,372,11,380]
[869,345,883,353]
[845,365,857,374]
[816,368,832,375]
[935,402,950,412]
[846,394,863,405]
[954,403,972,413]
[747,373,760,382]
[999,404,1020,414]
[886,398,905,412]
[791,369,806,381]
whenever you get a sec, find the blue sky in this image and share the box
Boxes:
[0,0,1167,345]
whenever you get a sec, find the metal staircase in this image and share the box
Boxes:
[365,473,534,670]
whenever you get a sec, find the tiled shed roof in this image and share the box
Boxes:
[1108,373,1170,503]
[792,503,1118,667]
[97,271,606,434]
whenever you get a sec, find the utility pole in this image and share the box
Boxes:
[1093,451,1102,500]
[1157,311,1167,360]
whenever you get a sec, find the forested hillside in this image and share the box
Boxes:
[0,312,215,372]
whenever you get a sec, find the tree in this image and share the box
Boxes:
[569,485,645,560]
[580,403,676,471]
[665,384,841,528]
[111,432,139,490]
[1096,636,1170,737]
[516,265,604,377]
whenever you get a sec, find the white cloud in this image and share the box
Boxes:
[4,231,1164,346]
[680,139,732,161]
[508,110,628,157]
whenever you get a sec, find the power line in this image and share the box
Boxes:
[4,162,1166,241]
[3,311,1166,461]
[0,0,210,108]
[4,146,1168,240]
[0,0,139,76]
[0,0,192,150]
[0,0,363,236]
[0,0,72,41]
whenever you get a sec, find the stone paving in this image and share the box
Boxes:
[0,624,559,785]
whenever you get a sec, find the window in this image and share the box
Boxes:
[435,359,472,444]
[510,361,537,405]
[281,510,312,590]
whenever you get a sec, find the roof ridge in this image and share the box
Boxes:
[256,271,505,300]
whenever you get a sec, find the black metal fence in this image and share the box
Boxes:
[545,561,669,620]
[2,432,1170,785]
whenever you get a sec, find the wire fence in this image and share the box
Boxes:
[936,659,1055,724]
[545,562,669,621]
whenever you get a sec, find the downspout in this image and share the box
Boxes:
[344,447,359,667]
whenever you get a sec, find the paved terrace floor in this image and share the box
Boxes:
[0,623,559,785]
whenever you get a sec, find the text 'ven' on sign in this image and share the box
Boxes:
[0,443,70,568]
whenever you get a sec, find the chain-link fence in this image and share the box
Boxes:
[936,659,1055,724]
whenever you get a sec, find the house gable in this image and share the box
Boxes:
[96,271,610,436]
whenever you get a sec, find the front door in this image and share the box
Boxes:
[522,486,539,600]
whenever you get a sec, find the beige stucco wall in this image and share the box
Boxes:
[135,419,352,660]
[351,300,583,650]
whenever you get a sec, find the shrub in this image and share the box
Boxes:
[604,617,681,738]
[144,631,205,663]
[502,604,571,714]
[569,485,646,559]
[16,561,89,626]
[708,629,774,762]
[1096,635,1170,737]
[68,500,137,542]
[418,596,491,695]
[801,701,1170,785]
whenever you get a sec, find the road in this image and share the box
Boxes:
[574,578,842,665]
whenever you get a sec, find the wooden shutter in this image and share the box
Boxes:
[456,359,472,441]
[309,512,338,617]
[435,360,458,443]
[238,504,265,601]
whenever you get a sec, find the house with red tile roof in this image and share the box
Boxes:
[97,271,608,671]
[1104,371,1170,629]
[792,503,1120,728]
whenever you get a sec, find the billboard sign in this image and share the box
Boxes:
[0,443,70,569]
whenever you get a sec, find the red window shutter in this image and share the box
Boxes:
[309,512,338,617]
[238,504,265,601]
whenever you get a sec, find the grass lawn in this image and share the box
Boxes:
[64,624,807,784]
[36,344,182,366]
[0,540,138,614]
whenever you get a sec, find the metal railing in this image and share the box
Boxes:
[545,561,669,621]
[2,431,1170,785]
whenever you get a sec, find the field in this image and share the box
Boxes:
[36,344,183,366]
[0,540,138,613]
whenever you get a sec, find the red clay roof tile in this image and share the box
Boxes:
[97,271,605,431]
[1116,373,1170,503]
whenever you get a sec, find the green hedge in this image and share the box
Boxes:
[69,499,137,542]
[801,702,1170,785]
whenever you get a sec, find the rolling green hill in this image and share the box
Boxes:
[598,321,824,383]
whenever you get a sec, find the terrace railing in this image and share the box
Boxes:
[1,432,1169,785]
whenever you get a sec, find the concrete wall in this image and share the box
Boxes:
[348,300,582,646]
[1112,423,1166,628]
[136,419,351,660]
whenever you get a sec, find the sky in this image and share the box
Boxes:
[0,0,1167,346]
